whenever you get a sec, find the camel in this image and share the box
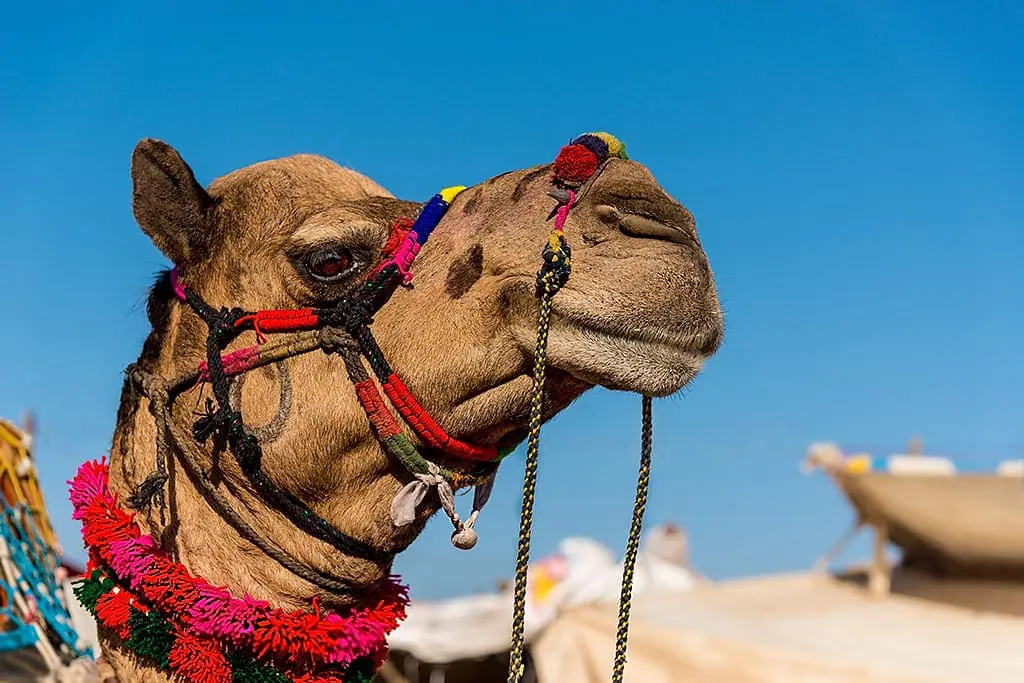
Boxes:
[79,134,723,682]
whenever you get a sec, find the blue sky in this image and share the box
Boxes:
[1,1,1022,600]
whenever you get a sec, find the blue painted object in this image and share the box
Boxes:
[0,500,88,658]
[0,576,38,652]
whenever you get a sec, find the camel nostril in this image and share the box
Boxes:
[618,213,696,248]
[595,205,620,225]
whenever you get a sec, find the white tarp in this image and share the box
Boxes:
[388,523,701,664]
[530,572,1024,683]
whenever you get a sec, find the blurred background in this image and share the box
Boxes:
[1,2,1022,681]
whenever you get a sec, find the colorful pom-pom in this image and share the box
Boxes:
[591,131,627,159]
[226,652,290,683]
[140,556,202,613]
[109,535,157,590]
[572,134,610,161]
[168,631,233,683]
[72,571,113,612]
[94,589,134,639]
[127,608,175,669]
[553,144,600,184]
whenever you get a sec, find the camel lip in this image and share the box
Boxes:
[551,308,723,361]
[444,369,591,449]
[559,345,705,394]
[541,318,712,397]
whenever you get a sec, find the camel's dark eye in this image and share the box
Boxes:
[306,248,354,282]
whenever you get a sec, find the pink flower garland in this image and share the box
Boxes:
[69,457,409,672]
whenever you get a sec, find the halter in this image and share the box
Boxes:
[71,132,655,683]
[125,185,509,595]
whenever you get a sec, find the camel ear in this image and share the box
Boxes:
[131,138,212,265]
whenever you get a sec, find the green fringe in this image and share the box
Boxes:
[226,652,289,683]
[72,570,113,612]
[345,657,378,683]
[126,608,174,668]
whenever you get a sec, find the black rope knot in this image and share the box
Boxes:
[209,306,246,345]
[193,398,238,443]
[537,235,572,295]
[126,471,169,510]
[320,296,374,335]
[231,431,263,471]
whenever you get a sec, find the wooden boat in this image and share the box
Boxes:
[805,441,1024,596]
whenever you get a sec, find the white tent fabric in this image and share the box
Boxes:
[531,572,1024,683]
[530,605,915,683]
[388,524,700,664]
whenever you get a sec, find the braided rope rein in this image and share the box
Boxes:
[507,132,653,683]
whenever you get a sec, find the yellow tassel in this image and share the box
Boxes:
[547,232,562,252]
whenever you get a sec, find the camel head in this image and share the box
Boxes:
[93,135,722,681]
[110,134,721,613]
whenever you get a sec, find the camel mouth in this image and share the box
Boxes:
[442,369,592,451]
[550,302,723,361]
[543,312,720,397]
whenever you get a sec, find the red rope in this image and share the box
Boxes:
[224,304,500,462]
[382,217,415,257]
[382,374,498,462]
[353,380,402,440]
[234,309,320,340]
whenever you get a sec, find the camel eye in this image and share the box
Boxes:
[305,247,354,282]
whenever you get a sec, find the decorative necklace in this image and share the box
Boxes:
[69,458,407,683]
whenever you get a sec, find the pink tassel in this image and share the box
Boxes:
[109,535,157,590]
[189,586,269,644]
[68,457,110,513]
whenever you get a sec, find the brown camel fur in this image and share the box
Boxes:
[101,138,723,681]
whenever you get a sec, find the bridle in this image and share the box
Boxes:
[103,132,654,682]
[124,185,511,594]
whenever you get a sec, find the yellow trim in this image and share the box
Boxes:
[440,186,466,204]
[0,420,58,549]
[844,454,872,474]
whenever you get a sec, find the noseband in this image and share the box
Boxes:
[72,132,654,683]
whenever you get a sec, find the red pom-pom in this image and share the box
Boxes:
[141,557,201,613]
[553,144,600,184]
[94,589,134,639]
[252,610,331,669]
[81,499,139,555]
[168,631,232,683]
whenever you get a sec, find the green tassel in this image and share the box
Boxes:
[126,608,174,668]
[226,652,288,683]
[344,657,378,683]
[72,571,113,612]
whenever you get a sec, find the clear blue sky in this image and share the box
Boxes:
[2,1,1022,600]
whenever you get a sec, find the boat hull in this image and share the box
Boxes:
[838,471,1024,575]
